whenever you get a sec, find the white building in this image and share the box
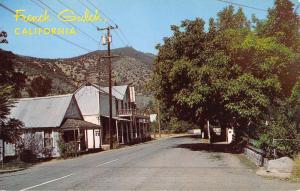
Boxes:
[1,94,101,160]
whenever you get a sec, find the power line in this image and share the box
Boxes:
[112,30,127,47]
[0,2,92,52]
[216,0,267,12]
[55,0,98,29]
[31,0,99,43]
[78,0,130,48]
[85,0,132,47]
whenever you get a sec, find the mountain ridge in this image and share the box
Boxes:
[1,47,155,96]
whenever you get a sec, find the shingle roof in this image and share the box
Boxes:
[9,94,75,128]
[61,118,100,129]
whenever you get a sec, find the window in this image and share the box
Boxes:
[44,130,53,148]
[95,130,100,136]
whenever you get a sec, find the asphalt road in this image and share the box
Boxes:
[1,135,300,191]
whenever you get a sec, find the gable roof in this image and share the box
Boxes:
[74,85,102,115]
[74,82,107,95]
[74,82,128,101]
[9,94,81,128]
[100,85,128,100]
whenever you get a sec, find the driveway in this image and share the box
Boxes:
[0,135,299,190]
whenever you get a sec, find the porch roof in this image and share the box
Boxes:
[61,118,100,130]
[102,115,131,122]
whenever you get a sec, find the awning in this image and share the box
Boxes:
[61,118,101,130]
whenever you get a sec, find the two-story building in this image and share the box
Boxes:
[74,82,150,148]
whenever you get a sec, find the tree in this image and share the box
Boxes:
[255,0,300,51]
[0,86,23,160]
[288,79,300,133]
[0,50,26,98]
[254,0,300,95]
[151,5,298,140]
[27,76,52,97]
[0,32,24,160]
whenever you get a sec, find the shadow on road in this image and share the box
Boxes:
[171,135,202,139]
[171,135,244,154]
[174,142,242,154]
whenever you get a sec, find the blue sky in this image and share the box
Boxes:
[0,0,299,58]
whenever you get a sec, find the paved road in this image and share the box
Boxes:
[1,135,300,191]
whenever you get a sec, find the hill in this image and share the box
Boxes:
[1,47,155,97]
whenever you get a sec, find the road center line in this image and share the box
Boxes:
[19,174,73,191]
[96,159,119,167]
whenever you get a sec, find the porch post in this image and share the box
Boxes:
[139,119,142,140]
[130,116,133,140]
[77,128,80,151]
[85,130,88,151]
[126,122,129,143]
[116,120,119,144]
[143,120,145,138]
[121,122,124,144]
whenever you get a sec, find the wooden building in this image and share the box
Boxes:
[1,94,101,159]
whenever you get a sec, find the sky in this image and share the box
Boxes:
[0,0,299,58]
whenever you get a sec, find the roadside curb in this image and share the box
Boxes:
[0,168,25,174]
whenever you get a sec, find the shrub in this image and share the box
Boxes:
[57,135,78,159]
[255,102,299,158]
[16,132,53,161]
[20,149,36,163]
[168,117,197,133]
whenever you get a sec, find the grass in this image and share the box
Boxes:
[291,154,300,182]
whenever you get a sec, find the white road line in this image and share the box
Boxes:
[96,159,119,167]
[19,174,73,191]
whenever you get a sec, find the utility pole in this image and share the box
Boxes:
[98,55,102,147]
[97,25,118,150]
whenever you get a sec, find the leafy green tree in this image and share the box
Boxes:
[27,76,52,97]
[0,35,24,160]
[0,85,23,160]
[288,79,300,133]
[255,0,300,51]
[254,0,300,95]
[0,50,26,98]
[217,6,250,30]
[151,4,298,141]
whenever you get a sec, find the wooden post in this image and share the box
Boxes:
[139,119,142,141]
[126,122,129,143]
[131,116,134,139]
[85,130,88,151]
[121,122,124,144]
[77,128,80,151]
[116,120,119,144]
